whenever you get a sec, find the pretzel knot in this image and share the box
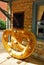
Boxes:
[2,29,36,59]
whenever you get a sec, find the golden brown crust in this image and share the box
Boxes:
[2,29,36,59]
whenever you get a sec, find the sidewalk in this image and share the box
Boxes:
[0,42,44,65]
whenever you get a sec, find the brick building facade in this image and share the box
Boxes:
[11,0,44,61]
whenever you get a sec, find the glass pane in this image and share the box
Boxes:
[37,5,44,38]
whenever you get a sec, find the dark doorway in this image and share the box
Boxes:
[13,12,24,29]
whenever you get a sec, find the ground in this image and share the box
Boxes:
[0,42,44,65]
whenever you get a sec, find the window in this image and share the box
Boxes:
[13,12,24,29]
[32,1,44,41]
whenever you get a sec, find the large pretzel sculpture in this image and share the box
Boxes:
[2,29,36,59]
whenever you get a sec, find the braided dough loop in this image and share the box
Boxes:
[11,29,36,52]
[2,29,36,59]
[11,29,30,51]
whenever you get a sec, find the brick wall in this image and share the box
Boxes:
[12,0,35,31]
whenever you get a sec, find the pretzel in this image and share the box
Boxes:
[2,29,36,59]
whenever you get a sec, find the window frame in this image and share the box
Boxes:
[32,1,44,41]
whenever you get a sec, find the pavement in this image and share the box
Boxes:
[0,31,44,65]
